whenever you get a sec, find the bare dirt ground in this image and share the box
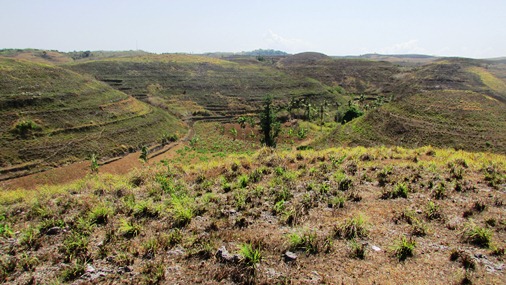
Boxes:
[0,129,192,190]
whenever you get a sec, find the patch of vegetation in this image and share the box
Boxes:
[391,235,416,261]
[335,213,369,239]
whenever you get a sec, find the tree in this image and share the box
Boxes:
[318,100,329,131]
[90,153,99,174]
[259,96,280,147]
[140,146,148,163]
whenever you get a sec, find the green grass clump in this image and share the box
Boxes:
[89,204,113,225]
[335,213,369,239]
[119,219,141,238]
[348,239,366,259]
[335,171,353,191]
[382,182,409,199]
[462,222,492,248]
[391,235,416,261]
[0,215,13,238]
[61,232,89,262]
[328,195,346,208]
[425,201,443,220]
[288,230,319,254]
[60,260,86,282]
[240,243,262,267]
[170,196,195,227]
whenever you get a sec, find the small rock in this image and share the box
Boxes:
[46,227,61,235]
[167,246,185,256]
[284,251,297,262]
[86,264,95,273]
[215,246,240,263]
[371,245,381,252]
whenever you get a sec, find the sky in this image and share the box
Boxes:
[1,0,505,58]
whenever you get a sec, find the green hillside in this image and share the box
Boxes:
[315,59,506,153]
[66,54,338,121]
[0,58,185,178]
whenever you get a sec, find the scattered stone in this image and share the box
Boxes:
[167,246,185,256]
[371,245,381,252]
[284,251,297,262]
[86,264,96,273]
[46,226,61,235]
[215,246,240,263]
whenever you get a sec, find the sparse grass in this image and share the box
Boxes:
[462,221,493,248]
[381,182,409,199]
[425,201,443,220]
[60,260,86,282]
[288,230,319,254]
[89,204,113,225]
[1,145,506,284]
[240,243,262,267]
[391,235,416,261]
[335,213,369,239]
[348,239,366,259]
[119,219,141,238]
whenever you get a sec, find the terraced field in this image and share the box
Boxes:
[0,57,185,179]
[66,54,338,122]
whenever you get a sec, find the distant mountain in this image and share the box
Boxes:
[240,49,288,56]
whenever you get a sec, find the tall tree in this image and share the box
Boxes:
[259,96,280,147]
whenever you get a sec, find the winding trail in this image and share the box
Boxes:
[0,124,195,190]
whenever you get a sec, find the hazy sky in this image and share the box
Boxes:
[1,0,505,58]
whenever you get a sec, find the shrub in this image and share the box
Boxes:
[11,119,41,137]
[391,235,416,261]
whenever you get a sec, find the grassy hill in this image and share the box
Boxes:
[0,145,504,284]
[0,57,185,179]
[313,58,506,153]
[65,54,338,121]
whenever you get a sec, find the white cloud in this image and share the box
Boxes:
[263,30,313,53]
[378,39,427,55]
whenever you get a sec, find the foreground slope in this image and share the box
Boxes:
[0,58,185,178]
[0,146,505,284]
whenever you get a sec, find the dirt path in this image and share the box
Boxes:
[0,126,194,190]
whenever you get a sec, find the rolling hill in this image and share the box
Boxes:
[65,54,339,122]
[0,57,185,179]
[314,58,506,153]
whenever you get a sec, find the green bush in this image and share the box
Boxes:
[12,119,41,137]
